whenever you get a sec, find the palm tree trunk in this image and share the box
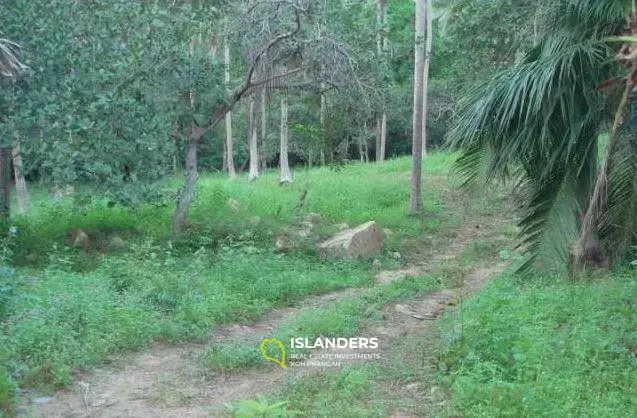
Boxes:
[279,92,292,184]
[409,0,426,215]
[12,142,28,214]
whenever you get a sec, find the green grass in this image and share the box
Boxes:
[439,270,637,417]
[0,155,454,414]
[244,268,636,417]
[202,273,445,374]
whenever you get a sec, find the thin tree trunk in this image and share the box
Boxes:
[248,95,260,181]
[0,147,10,225]
[320,84,327,166]
[279,92,292,184]
[377,0,388,162]
[380,112,387,161]
[12,142,28,214]
[172,138,198,236]
[260,88,267,171]
[421,0,432,157]
[375,116,381,162]
[224,38,237,179]
[409,0,426,215]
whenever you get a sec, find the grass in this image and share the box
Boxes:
[248,268,636,418]
[0,155,453,414]
[203,273,445,373]
[438,270,637,417]
[2,152,633,417]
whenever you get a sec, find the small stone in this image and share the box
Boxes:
[392,252,402,260]
[372,259,382,268]
[33,396,54,405]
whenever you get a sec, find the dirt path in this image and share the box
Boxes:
[24,201,513,417]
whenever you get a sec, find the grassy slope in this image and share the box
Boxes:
[0,155,452,413]
[259,270,636,418]
[440,271,636,417]
[1,153,634,417]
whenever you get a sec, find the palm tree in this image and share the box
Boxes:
[449,0,637,272]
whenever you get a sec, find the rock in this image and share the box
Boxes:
[372,259,382,268]
[392,251,402,260]
[69,229,90,249]
[317,221,383,259]
[33,396,54,405]
[108,235,126,250]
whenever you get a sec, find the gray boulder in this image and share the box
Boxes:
[317,221,383,259]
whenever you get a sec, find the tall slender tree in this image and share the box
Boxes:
[248,94,260,181]
[224,34,237,179]
[409,0,426,215]
[279,91,293,184]
[421,0,432,157]
[376,0,388,162]
[0,38,27,225]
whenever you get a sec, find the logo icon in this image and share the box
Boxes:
[260,338,287,369]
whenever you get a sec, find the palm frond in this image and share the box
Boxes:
[448,31,612,269]
[0,38,27,78]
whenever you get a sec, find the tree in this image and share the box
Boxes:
[279,91,292,184]
[421,0,433,157]
[0,38,27,224]
[376,0,389,162]
[450,0,636,270]
[409,0,426,215]
[248,93,260,181]
[224,33,237,179]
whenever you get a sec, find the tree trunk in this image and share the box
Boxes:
[248,95,260,181]
[224,39,237,179]
[380,112,387,161]
[279,92,293,184]
[377,0,388,162]
[171,138,198,236]
[320,84,327,166]
[260,88,267,171]
[12,143,28,214]
[409,0,426,215]
[421,0,433,157]
[0,147,10,226]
